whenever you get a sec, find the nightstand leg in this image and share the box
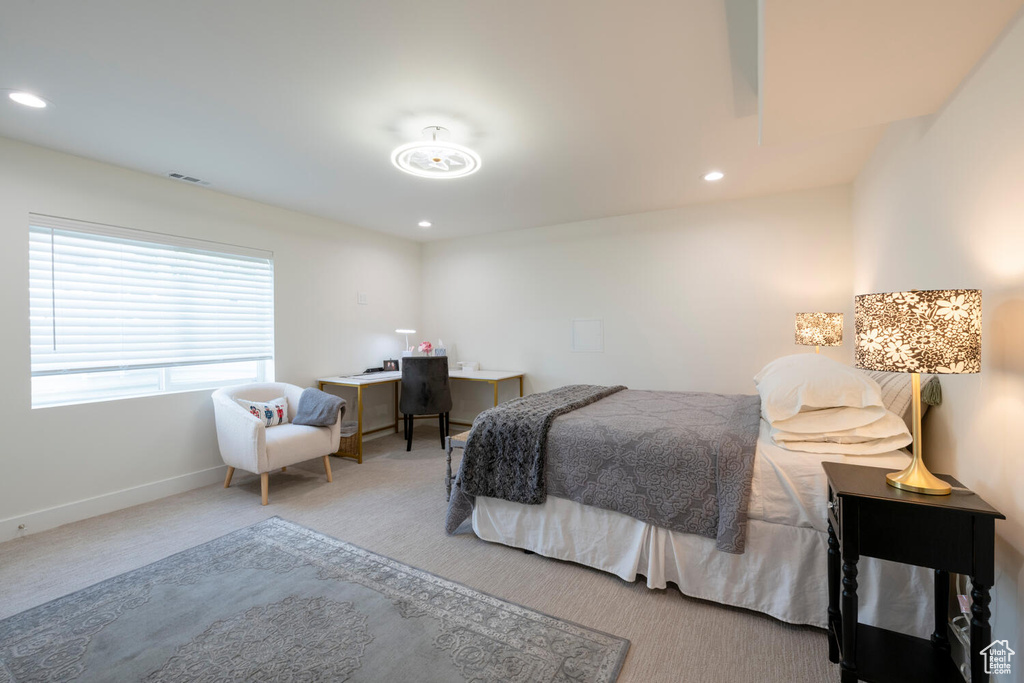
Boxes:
[827,521,841,663]
[840,555,859,682]
[932,569,950,650]
[970,580,992,683]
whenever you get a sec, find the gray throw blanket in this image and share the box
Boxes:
[446,385,625,532]
[447,388,761,554]
[292,388,346,427]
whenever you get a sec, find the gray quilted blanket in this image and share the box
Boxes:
[447,385,626,531]
[447,387,761,554]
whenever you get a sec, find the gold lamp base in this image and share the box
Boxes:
[886,458,951,495]
[885,372,951,496]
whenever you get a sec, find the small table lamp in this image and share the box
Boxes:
[854,290,982,495]
[395,329,416,351]
[795,312,844,353]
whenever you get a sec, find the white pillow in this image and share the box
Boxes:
[769,405,886,434]
[772,410,911,445]
[754,354,883,423]
[236,396,289,427]
[774,433,912,456]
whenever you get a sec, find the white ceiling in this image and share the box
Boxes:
[761,0,1023,145]
[0,1,1011,241]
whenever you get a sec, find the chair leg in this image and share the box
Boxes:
[223,466,235,488]
[439,414,446,448]
[445,412,450,437]
[261,472,269,506]
[404,414,410,440]
[407,416,414,452]
[322,455,333,483]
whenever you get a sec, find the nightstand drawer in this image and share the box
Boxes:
[856,499,975,573]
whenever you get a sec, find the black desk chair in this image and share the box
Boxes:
[400,357,452,451]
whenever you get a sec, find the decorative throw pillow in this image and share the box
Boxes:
[236,396,288,427]
[754,353,884,423]
[858,370,939,433]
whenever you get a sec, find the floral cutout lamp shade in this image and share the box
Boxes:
[854,289,982,495]
[795,312,843,353]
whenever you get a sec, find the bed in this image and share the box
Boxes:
[449,386,935,638]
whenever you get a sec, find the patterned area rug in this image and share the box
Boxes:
[0,517,628,682]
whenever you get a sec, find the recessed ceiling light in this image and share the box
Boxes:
[418,220,432,228]
[392,126,481,180]
[703,170,725,182]
[8,91,47,108]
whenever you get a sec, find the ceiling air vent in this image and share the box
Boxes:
[166,172,211,186]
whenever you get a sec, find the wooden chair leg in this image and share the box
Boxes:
[407,416,414,451]
[322,455,333,483]
[445,412,450,437]
[439,414,446,448]
[261,472,269,506]
[223,466,235,488]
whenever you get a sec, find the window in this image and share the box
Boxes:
[29,214,274,407]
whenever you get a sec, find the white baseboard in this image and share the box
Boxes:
[0,465,228,543]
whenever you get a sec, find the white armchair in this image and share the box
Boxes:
[212,382,340,505]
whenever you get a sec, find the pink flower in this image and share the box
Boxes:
[418,341,433,353]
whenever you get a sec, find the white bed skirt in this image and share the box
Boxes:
[473,494,935,638]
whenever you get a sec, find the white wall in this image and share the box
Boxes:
[0,137,420,539]
[9,37,1020,647]
[420,186,854,420]
[853,12,1024,655]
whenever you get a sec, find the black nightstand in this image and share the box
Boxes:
[823,462,1005,683]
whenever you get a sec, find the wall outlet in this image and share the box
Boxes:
[357,291,368,305]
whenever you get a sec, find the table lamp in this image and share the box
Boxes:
[795,312,844,353]
[395,329,416,351]
[854,290,982,495]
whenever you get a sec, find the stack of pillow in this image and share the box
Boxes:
[754,354,912,455]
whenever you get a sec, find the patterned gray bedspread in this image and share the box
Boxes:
[448,387,762,554]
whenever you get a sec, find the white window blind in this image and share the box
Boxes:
[29,214,274,405]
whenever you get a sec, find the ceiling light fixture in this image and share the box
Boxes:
[703,170,724,182]
[391,126,481,179]
[418,220,432,228]
[8,91,47,108]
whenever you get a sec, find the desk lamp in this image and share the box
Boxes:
[854,290,981,495]
[795,312,844,353]
[395,329,416,351]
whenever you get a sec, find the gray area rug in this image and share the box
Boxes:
[0,517,628,683]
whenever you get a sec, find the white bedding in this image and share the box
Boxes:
[749,419,913,531]
[471,419,935,637]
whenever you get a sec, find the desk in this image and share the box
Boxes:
[318,369,524,462]
[447,370,525,426]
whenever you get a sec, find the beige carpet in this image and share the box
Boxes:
[0,426,838,682]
